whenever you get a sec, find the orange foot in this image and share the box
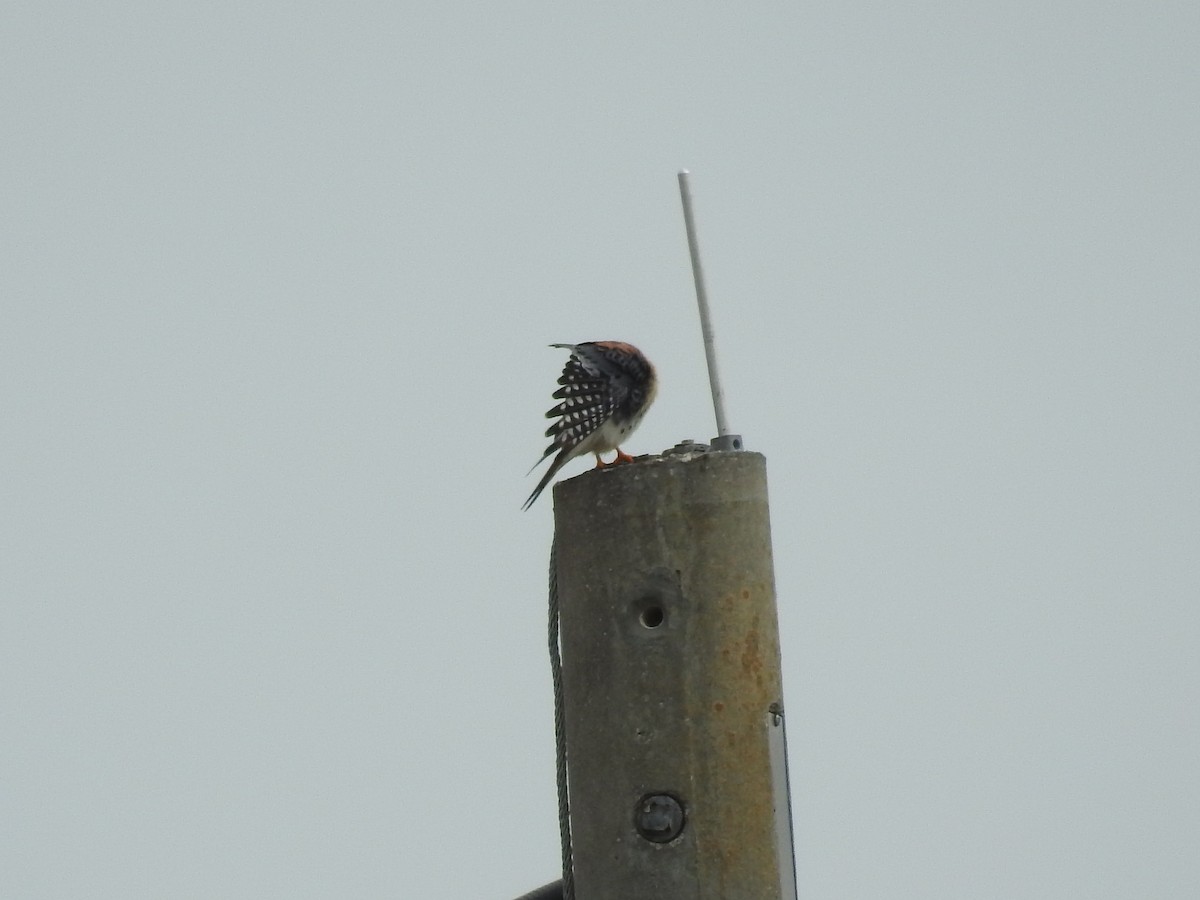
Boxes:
[593,448,636,468]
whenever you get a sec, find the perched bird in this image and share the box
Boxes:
[523,341,658,510]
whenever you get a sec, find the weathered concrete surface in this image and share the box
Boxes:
[553,450,792,900]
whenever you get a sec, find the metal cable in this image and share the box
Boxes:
[548,537,575,900]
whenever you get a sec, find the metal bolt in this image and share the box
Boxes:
[634,793,685,843]
[663,439,710,457]
[769,701,785,726]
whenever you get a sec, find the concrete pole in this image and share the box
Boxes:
[553,449,797,900]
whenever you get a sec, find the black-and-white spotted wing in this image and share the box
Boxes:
[523,341,657,510]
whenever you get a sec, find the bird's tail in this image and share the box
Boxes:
[522,449,567,510]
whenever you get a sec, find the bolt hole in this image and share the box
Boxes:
[733,437,742,449]
[639,606,665,628]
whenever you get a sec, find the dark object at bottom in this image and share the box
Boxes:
[512,881,562,900]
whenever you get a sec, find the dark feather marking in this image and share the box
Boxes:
[524,341,655,510]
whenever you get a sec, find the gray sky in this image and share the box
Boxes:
[3,3,1197,898]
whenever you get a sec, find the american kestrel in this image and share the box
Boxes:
[523,341,658,510]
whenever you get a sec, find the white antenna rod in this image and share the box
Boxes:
[678,170,742,451]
